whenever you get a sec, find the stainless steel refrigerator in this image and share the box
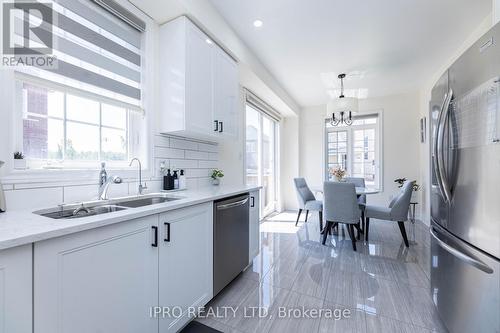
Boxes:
[430,22,500,333]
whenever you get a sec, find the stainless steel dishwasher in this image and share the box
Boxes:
[213,194,249,296]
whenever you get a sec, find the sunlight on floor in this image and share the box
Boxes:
[260,212,302,234]
[264,211,301,223]
[260,221,300,234]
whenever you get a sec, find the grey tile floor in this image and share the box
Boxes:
[196,211,447,333]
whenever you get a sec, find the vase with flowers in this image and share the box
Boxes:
[330,167,347,182]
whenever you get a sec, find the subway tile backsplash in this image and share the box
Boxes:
[0,135,219,211]
[153,135,219,187]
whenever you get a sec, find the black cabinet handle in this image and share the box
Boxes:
[164,222,171,242]
[250,196,255,207]
[151,226,158,247]
[219,121,223,133]
[214,120,219,132]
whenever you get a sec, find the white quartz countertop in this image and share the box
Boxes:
[0,185,261,250]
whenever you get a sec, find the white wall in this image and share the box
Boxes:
[495,0,500,24]
[299,92,421,212]
[280,115,300,210]
[417,13,493,225]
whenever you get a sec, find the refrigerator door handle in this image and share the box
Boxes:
[430,226,494,274]
[437,88,454,203]
[433,93,448,200]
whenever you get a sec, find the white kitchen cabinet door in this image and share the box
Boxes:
[249,190,261,263]
[214,47,239,139]
[159,16,216,139]
[185,21,215,135]
[0,244,32,333]
[159,16,240,141]
[159,203,213,333]
[34,215,159,333]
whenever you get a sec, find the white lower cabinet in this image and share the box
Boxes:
[34,215,159,333]
[0,244,32,333]
[249,190,260,263]
[159,203,213,332]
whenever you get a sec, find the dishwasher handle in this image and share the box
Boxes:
[216,198,248,210]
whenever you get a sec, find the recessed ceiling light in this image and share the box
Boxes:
[253,20,263,28]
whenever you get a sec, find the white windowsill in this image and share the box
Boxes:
[2,166,153,187]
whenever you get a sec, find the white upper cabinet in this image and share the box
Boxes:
[159,16,239,141]
[214,47,240,138]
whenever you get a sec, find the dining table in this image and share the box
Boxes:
[312,185,380,234]
[312,186,380,196]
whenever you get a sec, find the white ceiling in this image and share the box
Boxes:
[209,0,491,106]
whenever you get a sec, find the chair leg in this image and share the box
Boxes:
[332,222,338,234]
[355,223,362,240]
[305,210,309,222]
[365,217,370,242]
[360,210,365,233]
[398,221,410,247]
[322,221,333,245]
[318,211,323,231]
[346,224,357,251]
[295,209,303,226]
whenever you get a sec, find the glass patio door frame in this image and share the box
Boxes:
[245,104,279,218]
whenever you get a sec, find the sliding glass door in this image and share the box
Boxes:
[245,104,278,217]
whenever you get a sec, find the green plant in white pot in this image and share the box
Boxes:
[211,169,224,185]
[13,152,26,170]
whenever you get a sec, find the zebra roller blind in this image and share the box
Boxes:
[14,0,145,109]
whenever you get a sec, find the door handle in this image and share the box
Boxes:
[250,196,255,208]
[434,89,453,203]
[164,222,170,242]
[217,198,248,210]
[214,120,219,132]
[430,226,493,274]
[437,88,453,203]
[151,226,158,247]
[219,121,223,133]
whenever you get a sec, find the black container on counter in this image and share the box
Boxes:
[163,169,175,190]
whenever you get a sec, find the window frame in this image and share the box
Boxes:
[14,79,140,171]
[244,102,281,219]
[323,111,384,190]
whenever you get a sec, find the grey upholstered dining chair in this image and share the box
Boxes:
[364,181,414,247]
[322,181,361,250]
[344,177,367,232]
[344,177,366,205]
[293,178,323,230]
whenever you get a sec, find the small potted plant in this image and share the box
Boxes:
[330,167,347,182]
[13,152,26,170]
[211,169,224,185]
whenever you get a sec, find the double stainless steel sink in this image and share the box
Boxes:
[34,193,183,220]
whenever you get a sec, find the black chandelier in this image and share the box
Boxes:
[327,73,358,126]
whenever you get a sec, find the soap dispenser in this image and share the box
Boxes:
[164,169,174,190]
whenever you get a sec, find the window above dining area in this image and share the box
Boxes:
[324,113,382,188]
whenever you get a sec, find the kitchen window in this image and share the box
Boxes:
[17,82,142,169]
[325,113,382,188]
[12,0,147,171]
